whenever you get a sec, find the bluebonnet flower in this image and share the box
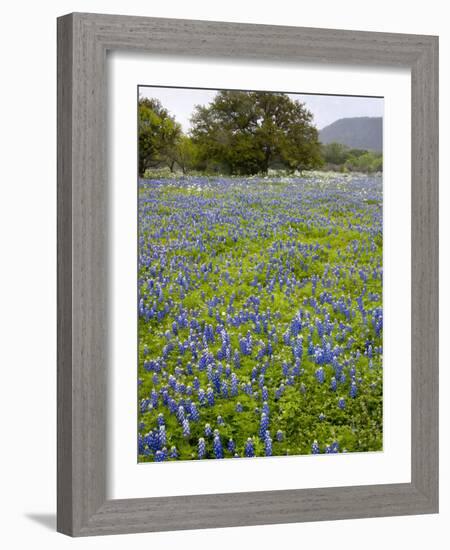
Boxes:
[286,376,295,386]
[204,323,214,343]
[259,412,269,439]
[275,383,285,400]
[318,412,326,421]
[151,390,159,408]
[292,336,303,360]
[212,369,221,393]
[198,437,206,459]
[169,446,178,459]
[198,351,209,371]
[220,379,229,397]
[276,430,283,442]
[177,405,185,423]
[372,307,383,336]
[213,434,223,458]
[262,386,269,401]
[182,418,190,438]
[244,437,255,457]
[264,431,273,456]
[311,440,320,454]
[217,415,225,426]
[231,373,239,396]
[168,375,177,390]
[350,381,358,398]
[206,386,215,406]
[138,433,146,455]
[204,423,212,437]
[235,402,243,413]
[325,441,339,454]
[159,425,166,447]
[291,314,302,336]
[315,367,325,384]
[330,376,337,392]
[316,318,324,338]
[227,438,236,454]
[156,413,165,427]
[198,388,206,406]
[144,430,160,452]
[190,402,200,422]
[338,397,346,410]
[154,448,167,462]
[251,366,258,381]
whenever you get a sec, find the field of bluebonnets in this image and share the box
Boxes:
[138,172,383,462]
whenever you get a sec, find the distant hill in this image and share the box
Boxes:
[319,117,382,152]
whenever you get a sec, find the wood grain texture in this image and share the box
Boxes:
[57,12,439,537]
[410,36,439,506]
[57,13,74,535]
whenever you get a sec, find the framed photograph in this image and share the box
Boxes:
[57,12,438,536]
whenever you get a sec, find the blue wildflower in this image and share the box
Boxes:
[244,437,255,458]
[315,367,325,384]
[198,437,206,459]
[182,418,190,438]
[264,431,273,456]
[213,434,223,459]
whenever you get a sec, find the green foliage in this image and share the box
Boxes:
[321,142,349,165]
[345,151,383,173]
[321,142,382,173]
[190,91,323,175]
[138,98,182,176]
[173,135,199,174]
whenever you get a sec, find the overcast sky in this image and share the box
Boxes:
[139,86,383,132]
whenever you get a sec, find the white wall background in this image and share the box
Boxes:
[0,1,447,548]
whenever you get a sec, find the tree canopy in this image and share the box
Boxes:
[321,142,382,173]
[190,91,323,175]
[138,98,182,176]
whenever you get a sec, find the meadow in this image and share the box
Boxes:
[138,172,383,462]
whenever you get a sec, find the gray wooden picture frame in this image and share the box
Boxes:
[57,12,439,537]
